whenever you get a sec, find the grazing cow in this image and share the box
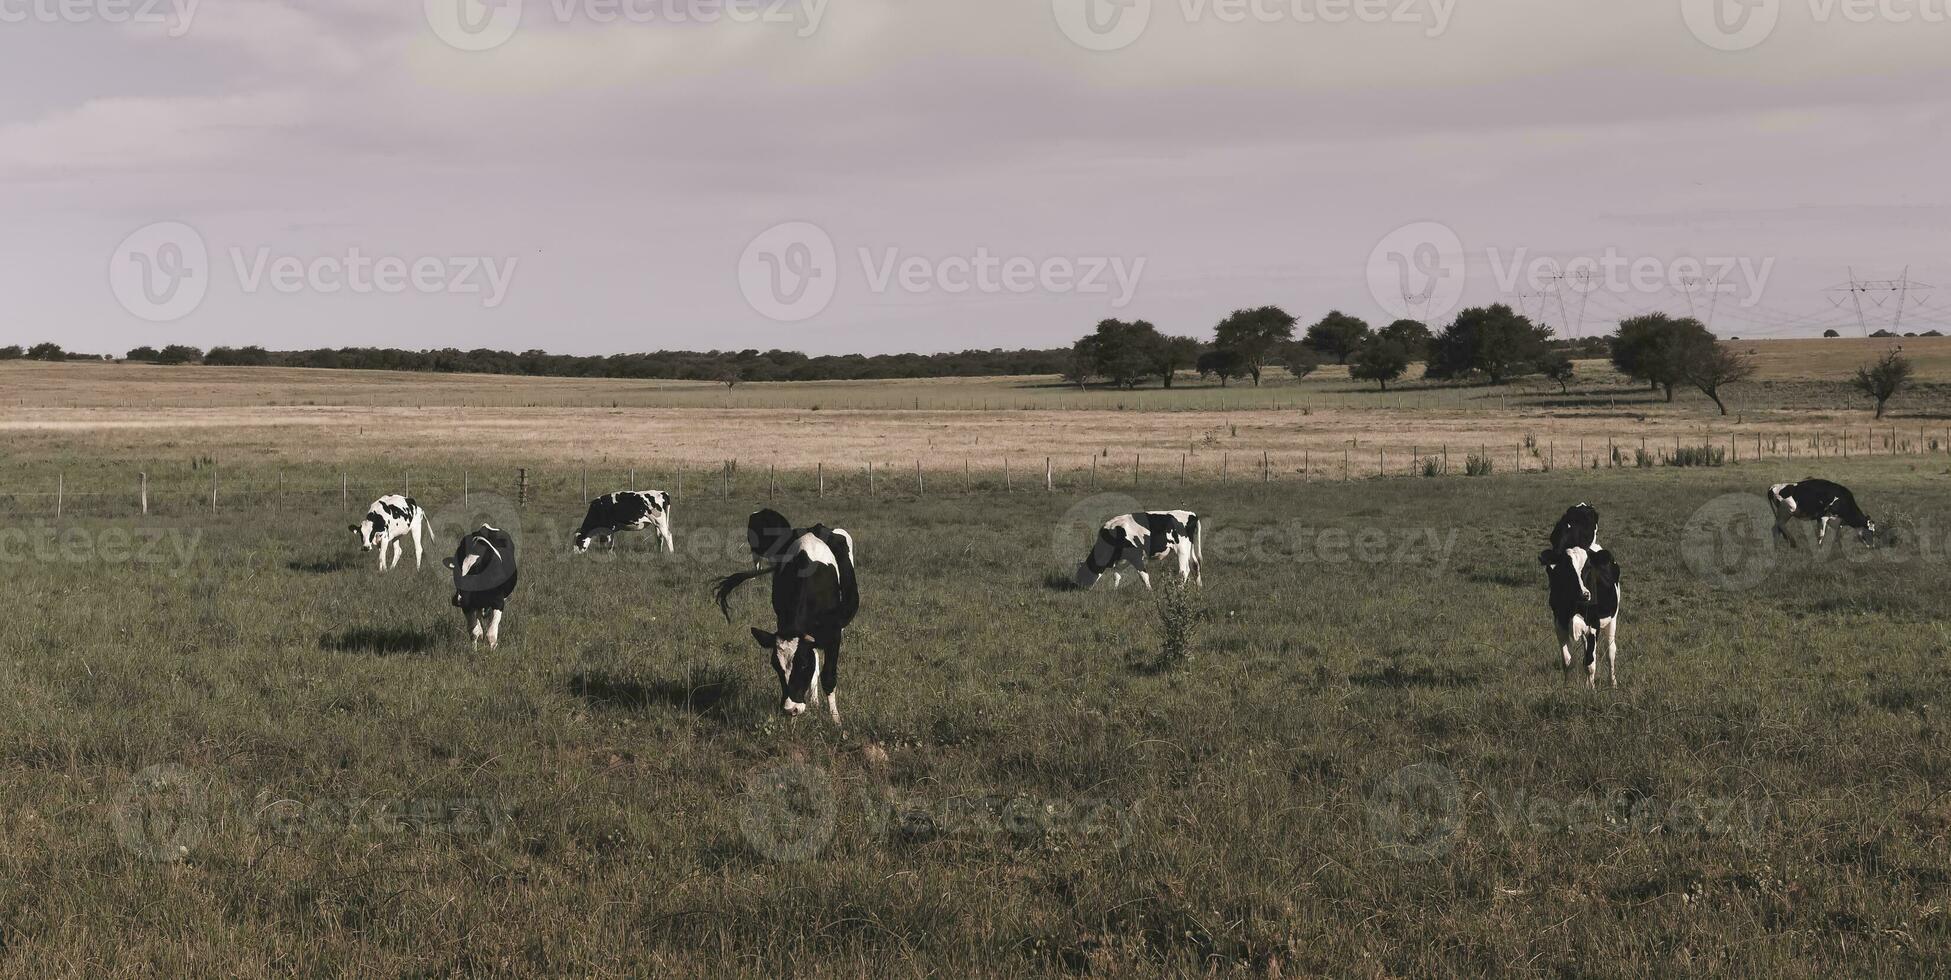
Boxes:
[746,508,796,570]
[1073,510,1203,590]
[715,514,858,723]
[572,490,673,553]
[1769,479,1879,549]
[1549,502,1602,553]
[349,494,430,571]
[444,525,518,650]
[1537,544,1622,687]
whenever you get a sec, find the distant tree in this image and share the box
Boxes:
[1685,342,1756,416]
[1427,305,1553,384]
[205,345,272,366]
[1075,318,1164,389]
[1302,310,1371,364]
[1854,350,1914,419]
[1151,335,1202,389]
[1611,314,1713,401]
[1871,329,1898,338]
[1350,340,1410,391]
[154,344,202,365]
[0,345,20,360]
[1196,347,1249,388]
[1822,329,1841,338]
[26,342,64,361]
[1279,341,1322,380]
[126,346,160,362]
[1378,319,1432,361]
[1541,349,1576,393]
[1062,344,1095,388]
[1212,306,1297,386]
[1923,330,1944,338]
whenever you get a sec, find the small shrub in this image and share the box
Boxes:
[1669,445,1727,467]
[1465,454,1494,477]
[1421,458,1442,478]
[1634,449,1654,468]
[1156,576,1201,667]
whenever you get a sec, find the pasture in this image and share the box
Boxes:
[4,447,1950,974]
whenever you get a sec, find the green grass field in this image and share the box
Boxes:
[5,454,1950,974]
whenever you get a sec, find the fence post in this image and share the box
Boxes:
[405,470,411,497]
[518,468,528,508]
[1180,453,1186,487]
[677,461,684,500]
[1264,451,1271,483]
[1091,455,1097,490]
[140,471,148,516]
[1003,457,1010,492]
[1046,458,1053,491]
[1133,454,1139,487]
[342,471,349,512]
[464,471,470,505]
[1343,447,1349,481]
[770,463,777,498]
[817,462,824,498]
[211,466,218,513]
[56,473,62,519]
[917,460,923,496]
[581,467,588,503]
[278,470,284,510]
[1222,453,1228,484]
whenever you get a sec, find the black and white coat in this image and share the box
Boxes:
[1538,544,1622,688]
[1769,479,1878,548]
[716,516,859,724]
[444,525,518,649]
[349,494,429,571]
[1074,510,1203,589]
[572,490,673,553]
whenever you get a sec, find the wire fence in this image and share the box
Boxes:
[4,425,1946,520]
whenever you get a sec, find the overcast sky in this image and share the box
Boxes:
[1,0,1947,356]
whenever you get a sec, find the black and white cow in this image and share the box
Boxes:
[349,494,430,571]
[715,514,858,724]
[444,525,518,650]
[1073,510,1203,589]
[1549,502,1601,553]
[1768,479,1879,549]
[572,490,673,554]
[1538,544,1622,688]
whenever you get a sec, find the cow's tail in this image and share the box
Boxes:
[831,529,860,624]
[1188,514,1203,572]
[713,569,769,622]
[418,503,436,543]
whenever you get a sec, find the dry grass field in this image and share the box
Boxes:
[3,346,1951,974]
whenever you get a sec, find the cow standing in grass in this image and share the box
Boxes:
[716,514,858,724]
[1074,510,1203,589]
[446,525,518,650]
[1769,479,1880,549]
[1538,544,1622,687]
[350,494,430,571]
[572,491,673,554]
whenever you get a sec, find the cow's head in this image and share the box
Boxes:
[1537,546,1593,602]
[569,531,594,554]
[349,516,383,551]
[1859,519,1882,547]
[1074,526,1131,589]
[751,628,820,716]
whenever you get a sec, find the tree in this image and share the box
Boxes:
[26,343,64,361]
[155,344,202,365]
[1150,335,1202,389]
[1350,340,1410,391]
[1302,310,1371,364]
[0,345,20,360]
[1686,342,1756,415]
[1074,318,1164,389]
[1196,347,1248,387]
[1822,329,1841,338]
[1871,329,1898,338]
[1062,344,1095,388]
[1378,319,1432,361]
[1611,313,1714,402]
[1854,350,1913,419]
[1212,306,1297,386]
[126,346,161,362]
[205,345,272,366]
[1541,349,1576,393]
[1278,341,1322,380]
[1426,305,1553,384]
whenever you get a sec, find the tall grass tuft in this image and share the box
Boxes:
[1465,454,1494,477]
[1669,445,1727,467]
[1156,575,1201,667]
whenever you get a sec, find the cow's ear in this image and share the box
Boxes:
[1536,549,1553,567]
[348,524,359,532]
[442,557,457,569]
[750,628,776,648]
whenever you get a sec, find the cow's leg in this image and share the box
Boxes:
[659,521,674,553]
[468,610,483,647]
[411,521,424,570]
[1817,516,1833,548]
[821,634,842,725]
[1555,620,1573,672]
[377,539,389,571]
[485,609,502,650]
